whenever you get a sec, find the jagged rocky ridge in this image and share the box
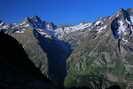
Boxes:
[0,8,133,89]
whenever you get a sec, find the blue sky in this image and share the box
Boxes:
[0,0,133,25]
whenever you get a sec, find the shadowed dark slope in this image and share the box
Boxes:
[0,31,53,89]
[106,85,121,89]
[0,31,44,79]
[33,29,72,86]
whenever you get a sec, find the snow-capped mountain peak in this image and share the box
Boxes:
[1,8,133,41]
[109,8,133,50]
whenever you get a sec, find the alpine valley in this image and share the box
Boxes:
[0,8,133,89]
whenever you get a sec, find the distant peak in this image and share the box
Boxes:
[28,16,41,20]
[26,16,42,23]
[119,8,125,12]
[116,8,126,15]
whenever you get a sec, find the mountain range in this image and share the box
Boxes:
[0,8,133,89]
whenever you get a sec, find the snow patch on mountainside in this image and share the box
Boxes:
[97,25,108,33]
[16,30,24,33]
[111,9,133,45]
[95,20,103,26]
[118,20,127,36]
[55,22,92,33]
[54,22,92,39]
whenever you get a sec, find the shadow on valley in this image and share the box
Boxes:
[0,30,122,89]
[32,30,122,89]
[33,29,72,86]
[0,31,52,89]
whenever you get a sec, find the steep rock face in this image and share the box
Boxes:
[111,9,133,40]
[0,31,54,89]
[65,8,133,89]
[11,28,48,75]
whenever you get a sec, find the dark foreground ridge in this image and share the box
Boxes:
[0,31,53,89]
